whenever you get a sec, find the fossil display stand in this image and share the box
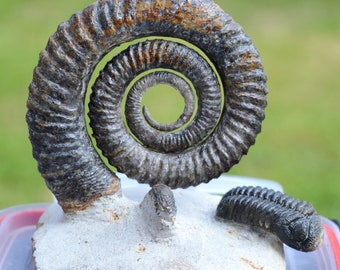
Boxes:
[27,0,323,269]
[33,176,285,270]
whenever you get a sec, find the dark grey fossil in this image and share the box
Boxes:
[140,183,177,236]
[26,0,267,210]
[216,186,324,252]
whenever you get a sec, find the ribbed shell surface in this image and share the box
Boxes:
[27,0,267,209]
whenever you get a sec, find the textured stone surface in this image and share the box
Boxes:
[33,186,284,270]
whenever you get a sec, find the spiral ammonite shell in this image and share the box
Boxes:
[26,0,268,210]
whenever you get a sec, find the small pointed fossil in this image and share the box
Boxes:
[140,184,177,238]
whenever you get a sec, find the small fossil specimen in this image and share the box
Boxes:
[140,184,177,238]
[216,186,324,252]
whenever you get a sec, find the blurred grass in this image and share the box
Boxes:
[0,0,339,219]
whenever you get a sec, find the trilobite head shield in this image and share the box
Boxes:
[26,0,267,211]
[275,213,324,251]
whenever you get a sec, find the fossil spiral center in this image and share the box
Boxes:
[127,71,196,135]
[142,83,186,127]
[89,39,222,156]
[141,82,190,130]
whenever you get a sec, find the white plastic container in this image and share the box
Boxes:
[0,204,49,270]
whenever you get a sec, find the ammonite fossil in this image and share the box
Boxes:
[216,186,324,252]
[27,0,267,211]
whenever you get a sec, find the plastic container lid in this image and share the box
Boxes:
[0,204,49,270]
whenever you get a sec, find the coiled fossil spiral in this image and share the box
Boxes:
[26,0,267,211]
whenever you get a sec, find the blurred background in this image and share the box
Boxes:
[0,0,339,219]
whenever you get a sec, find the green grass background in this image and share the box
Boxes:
[0,0,339,219]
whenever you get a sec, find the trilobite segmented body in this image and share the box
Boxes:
[27,0,267,211]
[216,186,324,252]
